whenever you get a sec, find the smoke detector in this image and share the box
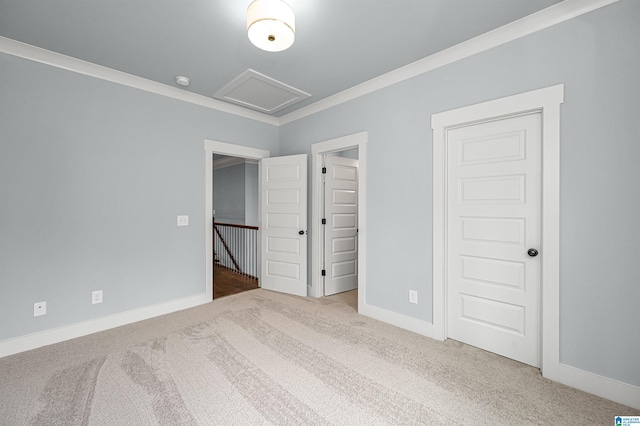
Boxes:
[175,76,191,87]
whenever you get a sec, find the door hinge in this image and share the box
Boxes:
[322,167,327,174]
[321,269,326,276]
[322,218,326,225]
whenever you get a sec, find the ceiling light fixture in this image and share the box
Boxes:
[247,0,295,52]
[175,76,191,87]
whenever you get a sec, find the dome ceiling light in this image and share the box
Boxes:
[247,0,295,52]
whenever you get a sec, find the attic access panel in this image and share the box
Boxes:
[213,69,311,115]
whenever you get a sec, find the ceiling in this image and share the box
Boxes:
[0,0,563,117]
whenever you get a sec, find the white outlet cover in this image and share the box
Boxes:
[409,290,418,304]
[177,215,189,226]
[92,290,103,304]
[34,301,47,317]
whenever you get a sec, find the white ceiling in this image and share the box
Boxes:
[0,0,563,116]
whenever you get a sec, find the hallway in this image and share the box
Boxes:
[213,265,259,299]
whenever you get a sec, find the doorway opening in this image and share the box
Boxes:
[205,141,309,300]
[204,140,270,302]
[311,132,368,311]
[212,154,260,299]
[321,149,359,297]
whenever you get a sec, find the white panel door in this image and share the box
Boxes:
[447,112,541,367]
[261,154,308,296]
[323,155,359,296]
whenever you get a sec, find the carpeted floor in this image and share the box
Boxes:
[0,289,637,425]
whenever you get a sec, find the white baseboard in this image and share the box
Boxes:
[0,294,210,359]
[359,302,435,339]
[4,293,638,411]
[360,301,639,410]
[546,363,640,411]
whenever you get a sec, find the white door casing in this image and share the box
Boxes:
[260,154,308,296]
[431,85,563,377]
[446,112,542,367]
[204,140,270,301]
[311,132,367,304]
[323,155,359,296]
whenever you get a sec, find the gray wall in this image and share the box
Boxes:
[1,0,638,391]
[213,163,246,224]
[279,1,640,386]
[212,162,259,226]
[0,53,278,341]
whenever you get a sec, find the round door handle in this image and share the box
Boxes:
[528,248,539,257]
[299,230,305,235]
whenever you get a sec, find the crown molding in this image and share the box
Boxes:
[278,0,619,126]
[0,0,618,128]
[0,36,279,127]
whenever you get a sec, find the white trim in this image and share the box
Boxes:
[0,36,279,126]
[0,293,209,358]
[205,146,214,301]
[311,132,367,302]
[204,139,270,302]
[205,140,270,160]
[431,84,563,358]
[551,364,640,410]
[0,1,616,128]
[278,0,617,125]
[430,85,640,412]
[359,303,435,339]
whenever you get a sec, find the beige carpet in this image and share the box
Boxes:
[0,289,637,425]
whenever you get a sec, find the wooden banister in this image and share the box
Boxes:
[212,221,259,231]
[213,220,241,272]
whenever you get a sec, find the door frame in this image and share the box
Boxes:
[311,132,367,302]
[431,85,564,376]
[204,140,270,301]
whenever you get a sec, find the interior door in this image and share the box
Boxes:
[447,112,542,367]
[261,154,308,296]
[323,155,359,296]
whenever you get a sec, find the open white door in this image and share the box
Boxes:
[261,154,308,296]
[323,155,359,296]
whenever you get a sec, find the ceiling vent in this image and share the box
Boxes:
[213,69,310,115]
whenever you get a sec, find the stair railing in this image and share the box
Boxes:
[213,218,259,279]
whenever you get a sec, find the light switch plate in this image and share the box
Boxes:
[177,215,189,226]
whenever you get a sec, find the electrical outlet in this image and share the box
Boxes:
[177,215,189,226]
[92,290,103,304]
[409,290,418,304]
[34,301,47,317]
